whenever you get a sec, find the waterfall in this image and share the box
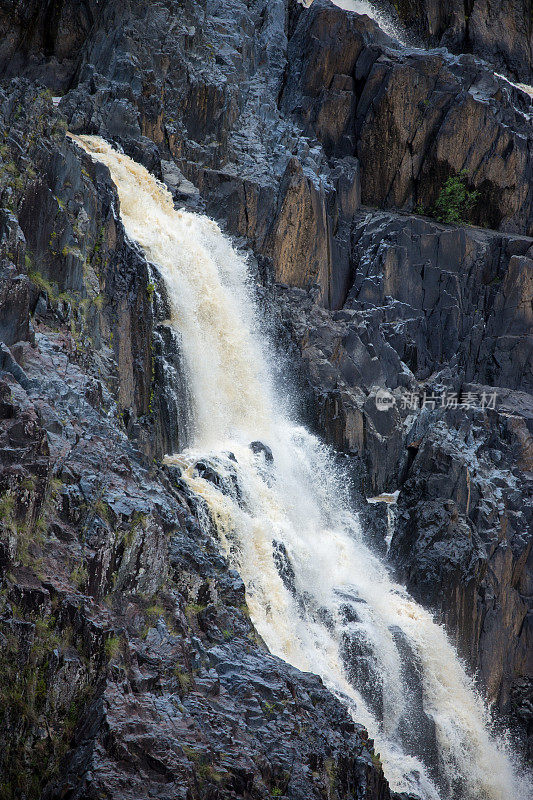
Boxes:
[73,134,530,800]
[300,0,407,43]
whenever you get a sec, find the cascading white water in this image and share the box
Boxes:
[330,0,403,40]
[299,0,406,43]
[73,134,530,800]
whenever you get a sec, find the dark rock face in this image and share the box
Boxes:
[274,209,533,492]
[0,59,394,800]
[394,0,533,84]
[389,392,533,757]
[347,213,533,392]
[283,1,533,237]
[0,0,103,91]
[0,80,191,461]
[0,0,532,793]
[0,332,393,800]
[250,440,274,462]
[274,208,533,754]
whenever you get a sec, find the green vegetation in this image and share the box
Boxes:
[0,607,86,800]
[93,498,111,524]
[181,746,224,785]
[185,602,207,616]
[0,483,49,567]
[70,563,88,590]
[433,170,479,224]
[262,700,276,717]
[145,604,165,622]
[104,635,120,661]
[324,758,337,791]
[0,492,15,530]
[93,293,105,310]
[28,270,58,300]
[174,668,192,693]
[197,764,224,784]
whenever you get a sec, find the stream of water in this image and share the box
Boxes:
[73,134,530,800]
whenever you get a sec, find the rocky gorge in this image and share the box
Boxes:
[0,1,532,799]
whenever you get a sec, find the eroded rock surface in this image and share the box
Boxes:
[394,0,533,84]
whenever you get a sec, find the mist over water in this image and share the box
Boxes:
[74,134,530,800]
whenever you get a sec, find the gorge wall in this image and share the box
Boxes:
[0,0,532,796]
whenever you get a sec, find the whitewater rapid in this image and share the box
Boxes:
[73,134,530,800]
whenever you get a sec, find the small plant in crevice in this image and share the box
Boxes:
[433,170,479,225]
[104,635,120,661]
[70,563,88,591]
[174,668,192,694]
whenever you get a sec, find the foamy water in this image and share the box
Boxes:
[72,134,531,800]
[298,0,405,42]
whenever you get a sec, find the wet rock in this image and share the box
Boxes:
[0,0,531,789]
[283,1,533,236]
[389,394,533,754]
[250,440,274,463]
[194,457,243,506]
[161,159,200,202]
[395,0,533,84]
[272,540,297,595]
[391,627,440,784]
[0,293,392,799]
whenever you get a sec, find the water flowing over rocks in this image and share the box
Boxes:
[0,0,532,796]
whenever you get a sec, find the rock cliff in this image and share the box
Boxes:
[0,0,531,795]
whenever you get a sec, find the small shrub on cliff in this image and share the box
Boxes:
[433,170,479,224]
[28,270,57,300]
[104,635,120,661]
[0,492,15,527]
[70,563,88,590]
[175,668,192,693]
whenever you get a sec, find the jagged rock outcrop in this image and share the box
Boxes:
[274,206,533,751]
[390,391,533,757]
[0,335,395,799]
[275,209,533,489]
[283,1,533,237]
[394,0,533,84]
[0,0,103,91]
[0,339,394,800]
[0,80,190,460]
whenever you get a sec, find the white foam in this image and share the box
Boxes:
[73,134,531,800]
